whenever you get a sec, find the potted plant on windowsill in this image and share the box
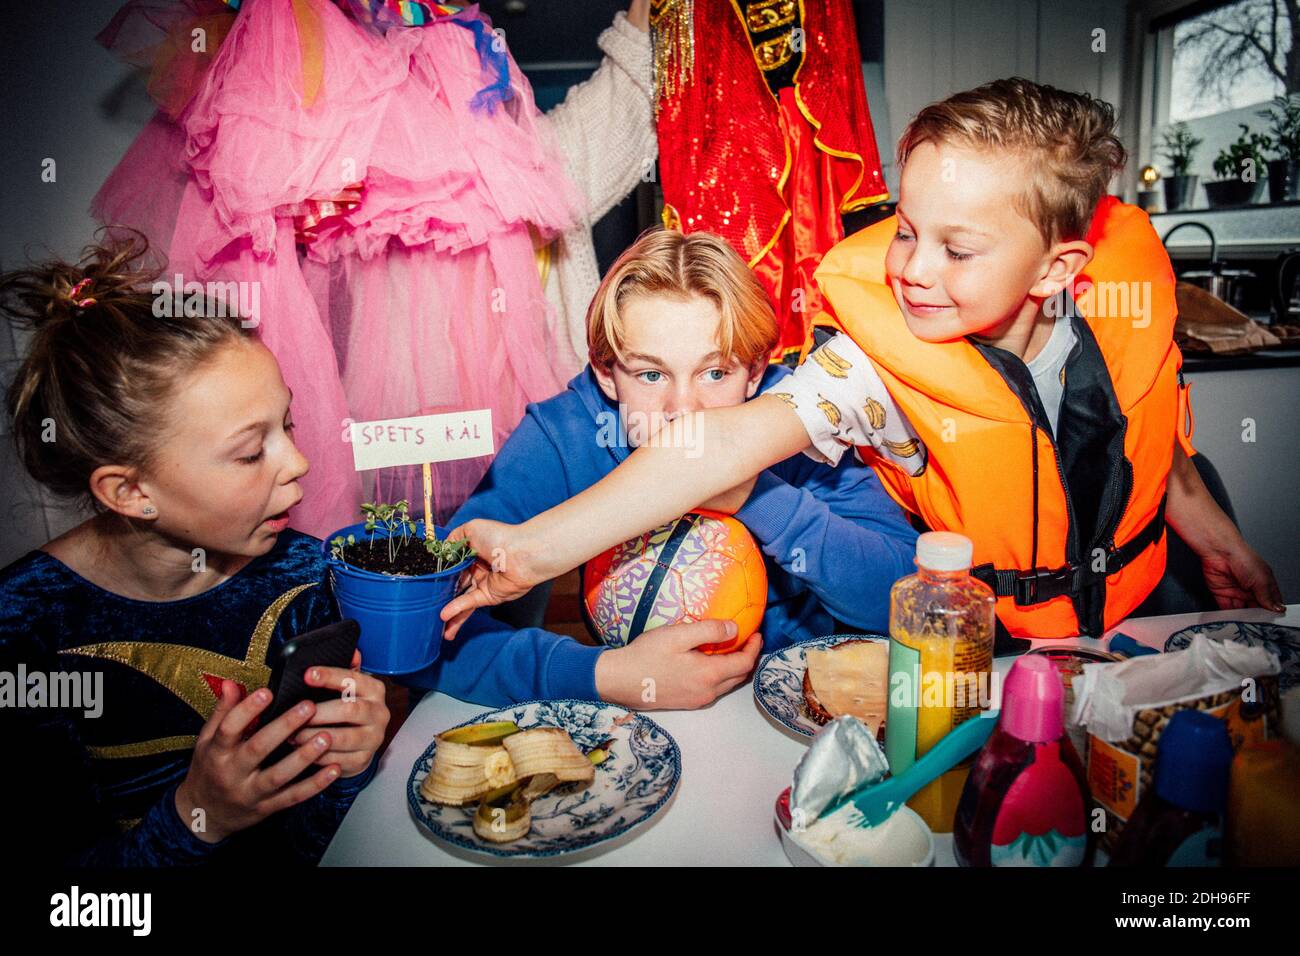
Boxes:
[325,500,475,675]
[1158,122,1202,212]
[1258,94,1300,203]
[1205,124,1272,208]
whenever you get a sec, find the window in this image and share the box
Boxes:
[1165,0,1291,123]
[1150,0,1297,182]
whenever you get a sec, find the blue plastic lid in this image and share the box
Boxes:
[1153,710,1233,814]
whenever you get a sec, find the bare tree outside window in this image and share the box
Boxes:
[1171,0,1298,121]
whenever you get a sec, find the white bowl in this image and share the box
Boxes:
[774,786,935,867]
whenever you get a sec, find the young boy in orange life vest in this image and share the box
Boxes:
[440,77,1285,641]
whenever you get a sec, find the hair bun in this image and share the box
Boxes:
[2,226,248,509]
[1,227,159,331]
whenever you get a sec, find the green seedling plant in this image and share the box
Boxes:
[427,535,475,573]
[329,534,356,562]
[330,499,475,573]
[361,499,416,563]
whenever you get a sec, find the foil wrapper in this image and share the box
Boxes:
[790,715,890,823]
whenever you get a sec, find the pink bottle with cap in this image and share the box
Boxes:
[953,656,1093,867]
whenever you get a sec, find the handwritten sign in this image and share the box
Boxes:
[349,410,494,471]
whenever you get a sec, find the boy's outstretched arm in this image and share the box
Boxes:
[1164,444,1285,612]
[442,394,811,636]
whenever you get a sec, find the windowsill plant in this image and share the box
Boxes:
[1205,124,1272,208]
[1258,95,1300,203]
[1158,121,1203,212]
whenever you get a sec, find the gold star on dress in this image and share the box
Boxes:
[59,583,316,759]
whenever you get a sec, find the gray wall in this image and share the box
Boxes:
[1,1,146,566]
[882,0,1130,195]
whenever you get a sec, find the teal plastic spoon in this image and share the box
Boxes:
[826,714,998,829]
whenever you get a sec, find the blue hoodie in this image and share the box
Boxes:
[403,365,918,706]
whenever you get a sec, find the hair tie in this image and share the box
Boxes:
[68,277,97,310]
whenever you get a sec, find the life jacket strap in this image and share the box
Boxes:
[971,494,1167,608]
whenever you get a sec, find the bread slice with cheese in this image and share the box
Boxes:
[802,639,888,737]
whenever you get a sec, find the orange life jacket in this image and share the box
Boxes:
[814,197,1196,638]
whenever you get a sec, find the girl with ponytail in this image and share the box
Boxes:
[0,232,388,866]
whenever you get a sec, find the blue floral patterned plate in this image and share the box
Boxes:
[407,699,680,859]
[753,634,889,738]
[1164,621,1300,691]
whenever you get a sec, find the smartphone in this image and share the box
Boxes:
[259,619,361,773]
[264,619,361,724]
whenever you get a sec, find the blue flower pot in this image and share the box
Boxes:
[323,521,472,676]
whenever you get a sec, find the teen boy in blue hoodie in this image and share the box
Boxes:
[405,230,918,709]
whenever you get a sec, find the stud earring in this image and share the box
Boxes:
[142,506,156,516]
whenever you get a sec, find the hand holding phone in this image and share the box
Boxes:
[176,682,341,844]
[266,619,390,778]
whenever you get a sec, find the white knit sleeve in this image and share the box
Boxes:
[542,11,658,222]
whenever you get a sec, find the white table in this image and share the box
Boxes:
[321,605,1298,866]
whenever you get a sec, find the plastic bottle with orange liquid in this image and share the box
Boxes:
[885,532,995,833]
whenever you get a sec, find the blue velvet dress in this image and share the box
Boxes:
[0,530,375,866]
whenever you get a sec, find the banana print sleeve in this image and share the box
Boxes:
[762,333,927,476]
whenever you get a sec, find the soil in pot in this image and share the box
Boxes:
[335,539,466,576]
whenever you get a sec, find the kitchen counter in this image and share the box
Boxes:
[1182,345,1300,372]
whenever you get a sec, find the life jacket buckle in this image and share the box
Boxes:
[971,562,1083,606]
[1012,565,1079,606]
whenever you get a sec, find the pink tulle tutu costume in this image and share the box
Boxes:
[92,0,586,535]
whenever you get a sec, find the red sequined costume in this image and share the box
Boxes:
[652,0,888,364]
